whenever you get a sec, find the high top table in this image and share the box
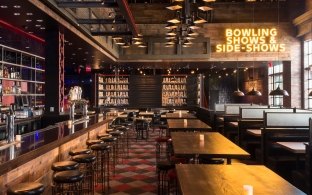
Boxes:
[171,132,250,164]
[176,164,305,195]
[167,119,211,132]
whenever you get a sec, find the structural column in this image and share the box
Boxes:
[45,23,65,115]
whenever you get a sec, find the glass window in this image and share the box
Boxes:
[268,62,283,106]
[305,40,312,109]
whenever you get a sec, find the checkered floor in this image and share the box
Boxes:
[96,130,158,195]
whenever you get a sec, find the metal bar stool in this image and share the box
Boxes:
[90,143,111,193]
[100,136,117,175]
[52,161,79,172]
[7,182,45,195]
[156,162,175,195]
[52,170,84,195]
[115,126,130,158]
[69,148,91,157]
[97,133,112,139]
[86,139,104,148]
[72,154,96,194]
[109,130,125,163]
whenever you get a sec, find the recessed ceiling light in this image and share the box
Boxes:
[78,48,82,50]
[14,13,20,16]
[0,37,2,39]
[0,5,8,8]
[25,46,30,49]
[36,19,43,22]
[83,58,87,61]
[91,56,95,58]
[68,42,72,45]
[26,19,32,22]
[72,62,76,65]
[35,24,41,27]
[26,13,33,15]
[13,5,21,8]
[40,27,45,30]
[84,51,89,54]
[72,53,76,56]
[28,31,33,34]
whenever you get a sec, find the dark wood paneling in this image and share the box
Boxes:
[187,75,198,107]
[129,75,161,108]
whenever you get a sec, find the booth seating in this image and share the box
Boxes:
[222,104,266,142]
[291,118,312,194]
[238,108,294,159]
[260,112,312,180]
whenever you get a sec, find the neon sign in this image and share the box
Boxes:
[216,28,286,52]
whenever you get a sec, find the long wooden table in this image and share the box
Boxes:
[171,132,250,164]
[162,112,197,119]
[176,164,305,195]
[167,119,211,132]
[276,142,307,154]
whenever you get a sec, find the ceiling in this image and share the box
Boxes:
[0,0,304,72]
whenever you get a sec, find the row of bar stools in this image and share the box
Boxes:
[51,160,83,194]
[7,182,45,195]
[69,149,95,195]
[100,137,117,175]
[91,143,111,193]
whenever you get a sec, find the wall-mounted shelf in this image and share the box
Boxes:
[162,76,187,106]
[0,44,45,108]
[96,74,129,107]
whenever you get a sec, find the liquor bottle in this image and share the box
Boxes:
[3,66,8,78]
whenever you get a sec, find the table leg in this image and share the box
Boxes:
[226,158,231,165]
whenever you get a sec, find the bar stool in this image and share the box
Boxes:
[100,136,117,175]
[115,126,130,157]
[72,154,96,194]
[97,133,112,139]
[90,143,111,193]
[52,161,79,172]
[109,130,125,163]
[69,148,91,157]
[52,170,83,195]
[156,161,175,195]
[155,137,171,163]
[7,182,45,195]
[86,139,104,148]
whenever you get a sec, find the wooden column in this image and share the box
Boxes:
[45,24,64,115]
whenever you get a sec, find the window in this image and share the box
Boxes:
[268,62,283,106]
[304,40,312,109]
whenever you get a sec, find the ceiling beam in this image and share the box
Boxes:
[76,19,127,24]
[91,31,133,36]
[57,1,118,8]
[116,0,139,37]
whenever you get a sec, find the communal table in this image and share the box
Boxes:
[176,164,305,195]
[171,132,250,164]
[163,112,197,119]
[167,119,211,132]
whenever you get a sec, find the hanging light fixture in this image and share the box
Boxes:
[269,0,289,97]
[246,66,262,96]
[164,0,212,47]
[233,62,245,97]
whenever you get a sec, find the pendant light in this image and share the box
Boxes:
[269,1,289,97]
[246,65,262,96]
[233,62,245,97]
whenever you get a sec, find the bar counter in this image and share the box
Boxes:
[0,114,113,193]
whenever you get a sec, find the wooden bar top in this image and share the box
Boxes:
[171,132,249,161]
[176,164,305,195]
[0,114,113,175]
[167,119,211,131]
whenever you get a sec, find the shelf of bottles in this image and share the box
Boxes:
[197,75,201,106]
[97,74,129,106]
[162,76,187,106]
[0,44,45,107]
